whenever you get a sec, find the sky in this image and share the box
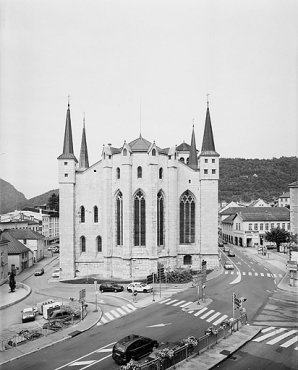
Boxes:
[0,0,297,199]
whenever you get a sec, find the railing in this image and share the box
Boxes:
[138,314,247,370]
[0,302,84,352]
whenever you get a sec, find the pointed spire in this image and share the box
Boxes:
[200,100,219,157]
[79,113,89,170]
[189,121,198,170]
[58,101,78,162]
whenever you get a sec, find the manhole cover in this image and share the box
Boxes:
[220,350,231,355]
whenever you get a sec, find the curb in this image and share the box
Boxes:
[0,283,32,310]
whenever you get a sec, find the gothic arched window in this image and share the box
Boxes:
[134,190,145,246]
[137,166,142,178]
[97,236,102,252]
[94,206,98,223]
[116,167,120,179]
[152,148,156,156]
[123,148,127,156]
[80,206,85,223]
[81,236,86,252]
[157,191,164,246]
[179,190,195,244]
[116,191,123,246]
[159,168,163,179]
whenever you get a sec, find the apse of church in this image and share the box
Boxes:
[58,103,220,279]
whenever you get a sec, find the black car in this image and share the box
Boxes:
[99,282,124,293]
[112,334,159,364]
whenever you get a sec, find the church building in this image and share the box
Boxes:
[58,102,220,279]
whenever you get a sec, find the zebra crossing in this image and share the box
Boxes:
[252,326,298,350]
[158,298,230,326]
[224,271,283,278]
[97,304,137,326]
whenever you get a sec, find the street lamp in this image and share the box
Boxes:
[132,259,136,283]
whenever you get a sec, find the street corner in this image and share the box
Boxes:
[182,298,213,311]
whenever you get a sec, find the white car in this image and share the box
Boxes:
[127,282,153,293]
[224,261,234,270]
[52,268,60,278]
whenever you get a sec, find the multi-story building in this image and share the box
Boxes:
[278,192,290,207]
[221,207,290,247]
[58,101,220,279]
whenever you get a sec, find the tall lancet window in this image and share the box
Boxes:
[116,191,123,246]
[157,191,164,246]
[80,206,85,223]
[179,191,195,244]
[134,190,146,246]
[94,206,98,223]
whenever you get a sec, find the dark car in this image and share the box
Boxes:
[99,282,124,293]
[218,242,224,248]
[34,268,44,276]
[228,251,235,257]
[48,309,71,321]
[112,334,159,364]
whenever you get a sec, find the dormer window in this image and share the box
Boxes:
[152,148,156,156]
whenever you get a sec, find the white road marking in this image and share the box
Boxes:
[260,273,264,276]
[248,272,252,276]
[105,312,115,321]
[281,336,298,348]
[165,299,179,305]
[122,306,132,313]
[255,273,258,276]
[200,310,215,319]
[266,330,297,345]
[127,304,136,310]
[206,312,221,322]
[159,298,171,304]
[173,300,186,306]
[267,273,271,277]
[213,315,229,326]
[262,327,276,333]
[243,272,246,275]
[188,311,194,314]
[69,361,96,366]
[194,307,208,316]
[111,310,120,318]
[180,302,193,308]
[97,348,113,353]
[116,307,127,315]
[253,328,287,342]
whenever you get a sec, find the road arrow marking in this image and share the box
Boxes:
[147,323,171,328]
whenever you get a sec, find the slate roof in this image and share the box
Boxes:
[57,104,78,162]
[221,207,290,222]
[176,142,191,152]
[279,192,290,198]
[2,231,32,255]
[288,180,298,188]
[128,135,152,152]
[7,229,44,240]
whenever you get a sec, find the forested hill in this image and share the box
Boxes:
[219,156,298,203]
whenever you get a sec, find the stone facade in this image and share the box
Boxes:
[58,103,220,279]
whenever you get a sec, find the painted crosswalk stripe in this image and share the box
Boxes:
[213,315,229,326]
[117,307,127,315]
[122,306,133,313]
[206,312,221,323]
[166,299,179,305]
[253,328,286,342]
[248,272,252,276]
[273,274,277,277]
[180,302,193,308]
[98,316,108,325]
[266,330,297,345]
[267,273,271,277]
[188,311,194,314]
[255,273,258,276]
[127,304,137,310]
[69,361,96,366]
[194,307,208,316]
[280,335,298,348]
[243,272,246,275]
[173,300,186,306]
[200,310,215,320]
[261,327,276,333]
[105,312,115,321]
[278,274,283,278]
[231,272,234,275]
[225,271,228,274]
[111,310,121,318]
[260,273,264,276]
[159,298,172,304]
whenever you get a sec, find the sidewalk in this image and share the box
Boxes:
[0,248,296,367]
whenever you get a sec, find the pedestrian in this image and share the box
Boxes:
[132,289,138,303]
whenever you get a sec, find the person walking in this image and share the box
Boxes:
[132,289,138,303]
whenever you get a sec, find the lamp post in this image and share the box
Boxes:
[132,259,136,283]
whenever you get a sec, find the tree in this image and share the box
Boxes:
[47,193,59,211]
[265,227,290,252]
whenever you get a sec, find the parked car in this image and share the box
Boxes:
[99,282,124,293]
[127,282,153,293]
[34,268,44,276]
[21,307,36,323]
[218,242,224,247]
[112,334,159,364]
[224,261,234,270]
[223,240,227,244]
[228,251,235,257]
[52,268,60,278]
[48,309,71,321]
